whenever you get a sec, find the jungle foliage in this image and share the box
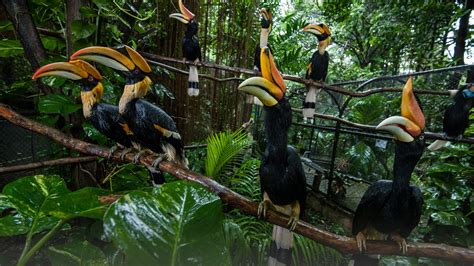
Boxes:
[0,0,472,265]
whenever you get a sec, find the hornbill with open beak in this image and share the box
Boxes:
[428,69,474,151]
[169,0,202,96]
[70,45,188,173]
[239,47,306,266]
[32,60,166,184]
[352,77,425,262]
[302,23,331,118]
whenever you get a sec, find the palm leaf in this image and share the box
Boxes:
[205,129,252,179]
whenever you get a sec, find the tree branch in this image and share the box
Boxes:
[141,52,465,97]
[0,104,473,262]
[0,156,98,175]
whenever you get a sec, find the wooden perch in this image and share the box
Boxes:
[292,109,474,145]
[141,52,455,97]
[0,156,98,175]
[0,104,473,263]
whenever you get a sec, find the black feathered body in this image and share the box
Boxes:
[443,87,473,138]
[305,50,329,81]
[88,103,133,147]
[352,138,424,238]
[182,21,201,62]
[260,99,307,215]
[120,99,185,163]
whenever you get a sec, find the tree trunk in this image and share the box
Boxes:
[453,0,472,65]
[1,0,46,69]
[65,0,82,57]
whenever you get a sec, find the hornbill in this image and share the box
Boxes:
[428,70,474,150]
[352,77,425,260]
[238,47,306,266]
[302,23,331,118]
[169,0,202,96]
[31,60,165,184]
[70,45,188,172]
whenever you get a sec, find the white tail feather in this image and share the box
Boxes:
[269,225,293,266]
[303,87,318,118]
[428,140,449,151]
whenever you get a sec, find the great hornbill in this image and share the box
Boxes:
[169,0,202,96]
[352,77,425,260]
[32,60,165,184]
[239,47,306,266]
[70,45,188,172]
[428,69,474,151]
[302,23,331,118]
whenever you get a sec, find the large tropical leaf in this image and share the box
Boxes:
[0,175,69,236]
[205,129,252,178]
[103,181,231,265]
[38,94,81,115]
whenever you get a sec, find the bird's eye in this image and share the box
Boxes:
[419,135,424,141]
[134,69,140,75]
[88,76,93,81]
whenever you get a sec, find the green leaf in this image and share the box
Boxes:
[44,187,109,220]
[0,39,24,57]
[104,181,230,265]
[41,36,65,51]
[71,20,97,40]
[0,21,13,32]
[83,122,109,146]
[431,211,471,228]
[205,129,252,178]
[0,175,69,236]
[45,240,108,266]
[426,199,460,211]
[38,94,81,115]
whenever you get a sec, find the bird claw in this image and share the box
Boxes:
[133,150,148,164]
[392,235,408,254]
[193,59,199,66]
[119,147,133,160]
[151,154,167,169]
[108,146,118,160]
[257,200,270,219]
[287,216,299,231]
[355,232,367,253]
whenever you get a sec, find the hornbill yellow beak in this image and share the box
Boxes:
[238,47,285,107]
[70,45,152,74]
[169,0,195,24]
[376,77,425,142]
[32,62,90,80]
[32,60,104,118]
[303,23,331,43]
[238,77,280,107]
[260,47,286,96]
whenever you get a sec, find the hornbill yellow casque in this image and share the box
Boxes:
[70,45,188,172]
[302,23,331,118]
[31,60,165,184]
[428,69,474,151]
[239,47,306,266]
[352,77,425,262]
[169,0,202,96]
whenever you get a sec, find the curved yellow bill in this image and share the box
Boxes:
[169,13,189,24]
[260,47,286,99]
[303,24,324,35]
[376,116,420,142]
[401,77,425,131]
[71,46,136,72]
[124,45,152,73]
[238,77,279,107]
[69,60,102,80]
[179,0,195,20]
[32,62,88,80]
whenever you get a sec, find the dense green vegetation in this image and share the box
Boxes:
[0,0,472,265]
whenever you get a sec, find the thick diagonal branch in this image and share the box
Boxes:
[0,104,473,262]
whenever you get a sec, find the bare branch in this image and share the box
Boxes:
[0,104,473,262]
[0,156,98,175]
